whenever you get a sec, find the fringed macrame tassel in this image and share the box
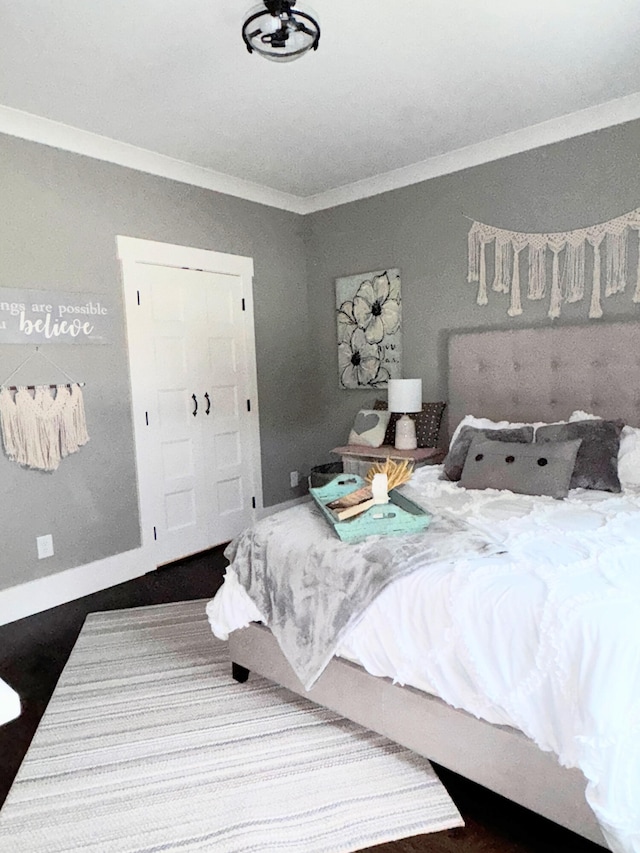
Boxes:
[527,245,546,300]
[60,385,89,457]
[605,230,628,295]
[468,224,480,283]
[508,244,524,317]
[0,388,20,461]
[477,241,488,305]
[14,388,48,470]
[589,241,604,319]
[634,230,640,304]
[561,242,586,303]
[492,237,511,294]
[548,248,562,319]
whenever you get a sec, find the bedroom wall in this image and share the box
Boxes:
[4,117,640,602]
[304,119,640,464]
[0,133,312,593]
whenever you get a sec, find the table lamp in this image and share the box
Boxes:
[388,378,422,450]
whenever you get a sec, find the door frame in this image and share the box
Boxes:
[116,236,264,557]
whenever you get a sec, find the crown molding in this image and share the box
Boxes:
[299,92,640,213]
[0,105,307,214]
[2,93,640,217]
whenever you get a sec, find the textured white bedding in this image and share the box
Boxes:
[208,466,640,853]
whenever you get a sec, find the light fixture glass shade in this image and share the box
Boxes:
[387,379,422,414]
[242,1,320,63]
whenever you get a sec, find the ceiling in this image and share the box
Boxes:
[1,1,640,212]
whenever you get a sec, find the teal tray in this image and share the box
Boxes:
[310,474,431,543]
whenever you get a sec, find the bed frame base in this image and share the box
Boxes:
[229,623,608,849]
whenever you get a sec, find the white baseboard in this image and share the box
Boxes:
[0,497,309,626]
[0,548,154,627]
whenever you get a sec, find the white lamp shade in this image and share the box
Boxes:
[388,379,422,413]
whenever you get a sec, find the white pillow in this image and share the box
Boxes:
[618,425,640,489]
[569,410,601,422]
[348,409,391,448]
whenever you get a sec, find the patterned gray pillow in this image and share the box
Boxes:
[460,437,583,499]
[441,425,535,481]
[535,419,623,492]
[373,399,447,448]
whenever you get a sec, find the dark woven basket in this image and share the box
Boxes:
[308,461,343,489]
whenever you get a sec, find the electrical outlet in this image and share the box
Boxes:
[289,471,299,488]
[36,534,54,559]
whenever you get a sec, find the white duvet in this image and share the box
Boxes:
[207,466,640,853]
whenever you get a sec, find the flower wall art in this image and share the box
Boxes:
[336,269,402,389]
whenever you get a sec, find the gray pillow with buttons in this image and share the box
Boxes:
[441,425,534,482]
[460,436,583,499]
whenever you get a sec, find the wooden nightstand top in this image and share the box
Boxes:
[331,445,446,464]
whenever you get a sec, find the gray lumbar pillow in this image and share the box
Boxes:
[535,419,623,492]
[460,436,583,499]
[442,425,535,482]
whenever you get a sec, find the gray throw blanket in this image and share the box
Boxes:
[224,499,501,689]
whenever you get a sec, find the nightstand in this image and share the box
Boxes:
[331,445,446,478]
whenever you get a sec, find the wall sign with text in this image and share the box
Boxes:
[0,288,114,344]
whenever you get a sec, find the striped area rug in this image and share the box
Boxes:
[0,600,463,853]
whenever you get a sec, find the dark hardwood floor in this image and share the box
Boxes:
[0,548,603,853]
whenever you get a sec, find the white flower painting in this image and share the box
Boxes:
[336,269,402,389]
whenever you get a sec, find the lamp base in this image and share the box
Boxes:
[394,414,417,450]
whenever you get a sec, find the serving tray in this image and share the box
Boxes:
[309,474,431,543]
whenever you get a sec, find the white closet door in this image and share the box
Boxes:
[200,272,255,544]
[136,265,212,563]
[119,238,261,568]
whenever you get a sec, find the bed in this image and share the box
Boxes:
[207,320,640,853]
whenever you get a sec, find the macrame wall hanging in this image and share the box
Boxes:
[467,206,640,319]
[0,348,89,472]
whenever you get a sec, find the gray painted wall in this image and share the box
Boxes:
[0,134,312,591]
[3,118,640,596]
[304,120,640,466]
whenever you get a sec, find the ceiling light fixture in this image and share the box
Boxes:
[242,0,320,63]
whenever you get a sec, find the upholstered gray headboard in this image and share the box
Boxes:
[447,321,640,436]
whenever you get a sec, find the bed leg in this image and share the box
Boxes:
[232,662,250,683]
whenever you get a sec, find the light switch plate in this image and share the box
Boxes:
[36,534,54,559]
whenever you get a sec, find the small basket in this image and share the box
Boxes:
[308,461,343,489]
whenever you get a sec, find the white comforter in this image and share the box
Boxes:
[207,466,640,853]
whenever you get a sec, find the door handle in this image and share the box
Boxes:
[204,392,211,415]
[192,394,198,417]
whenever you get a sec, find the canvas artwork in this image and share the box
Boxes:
[336,269,402,389]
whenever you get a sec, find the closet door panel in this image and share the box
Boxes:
[200,271,254,544]
[136,265,210,564]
